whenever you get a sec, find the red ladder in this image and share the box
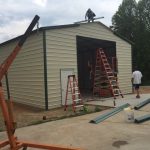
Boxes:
[64,75,84,112]
[93,48,123,105]
[93,49,110,96]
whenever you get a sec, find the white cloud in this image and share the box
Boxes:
[0,19,31,43]
[33,0,47,7]
[0,0,125,43]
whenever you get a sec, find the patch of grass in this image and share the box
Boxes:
[0,128,3,132]
[83,105,88,113]
[0,105,110,131]
[27,106,104,127]
[94,106,102,112]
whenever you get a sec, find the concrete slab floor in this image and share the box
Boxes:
[0,103,149,150]
[85,93,150,108]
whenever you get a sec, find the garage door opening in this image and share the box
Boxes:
[76,36,117,97]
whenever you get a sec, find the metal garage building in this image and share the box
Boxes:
[0,22,132,110]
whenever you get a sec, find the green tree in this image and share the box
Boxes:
[134,0,150,84]
[138,0,150,31]
[112,0,137,41]
[112,0,150,85]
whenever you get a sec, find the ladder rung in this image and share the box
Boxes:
[111,85,117,87]
[106,67,111,69]
[104,63,109,65]
[68,90,72,93]
[71,87,78,90]
[107,71,113,74]
[94,81,101,83]
[74,105,84,108]
[111,80,117,82]
[104,64,110,66]
[111,83,117,85]
[108,75,115,77]
[70,81,77,83]
[94,79,101,82]
[95,77,101,79]
[94,84,101,86]
[100,86,109,88]
[100,80,109,83]
[72,93,80,95]
[113,88,120,91]
[95,72,101,74]
[74,99,82,102]
[94,86,100,88]
[96,75,101,77]
[103,60,107,62]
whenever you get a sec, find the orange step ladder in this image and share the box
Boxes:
[64,75,84,112]
[93,48,123,105]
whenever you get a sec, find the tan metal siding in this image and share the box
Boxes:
[0,33,45,108]
[72,23,132,94]
[46,23,132,108]
[116,43,132,94]
[46,29,77,108]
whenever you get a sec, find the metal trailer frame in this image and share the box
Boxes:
[0,15,82,150]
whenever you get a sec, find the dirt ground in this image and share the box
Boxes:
[0,86,149,132]
[1,104,149,150]
[0,102,108,131]
[138,86,150,93]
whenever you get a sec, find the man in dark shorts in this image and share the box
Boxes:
[132,67,142,98]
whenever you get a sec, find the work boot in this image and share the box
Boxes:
[136,95,140,98]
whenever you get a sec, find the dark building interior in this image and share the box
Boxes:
[76,35,117,96]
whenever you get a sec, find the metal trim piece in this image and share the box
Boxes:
[5,74,10,99]
[43,30,48,110]
[134,98,150,110]
[90,103,130,124]
[134,114,150,123]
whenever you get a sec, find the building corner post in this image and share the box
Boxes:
[43,30,48,110]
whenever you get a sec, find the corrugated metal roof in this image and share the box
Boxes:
[0,22,132,46]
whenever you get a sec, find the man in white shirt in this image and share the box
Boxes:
[131,66,142,98]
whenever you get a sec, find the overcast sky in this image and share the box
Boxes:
[0,0,128,43]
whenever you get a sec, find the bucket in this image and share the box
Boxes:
[124,107,134,122]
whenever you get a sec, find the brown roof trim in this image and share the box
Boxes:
[95,22,133,45]
[0,22,133,46]
[0,24,80,46]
